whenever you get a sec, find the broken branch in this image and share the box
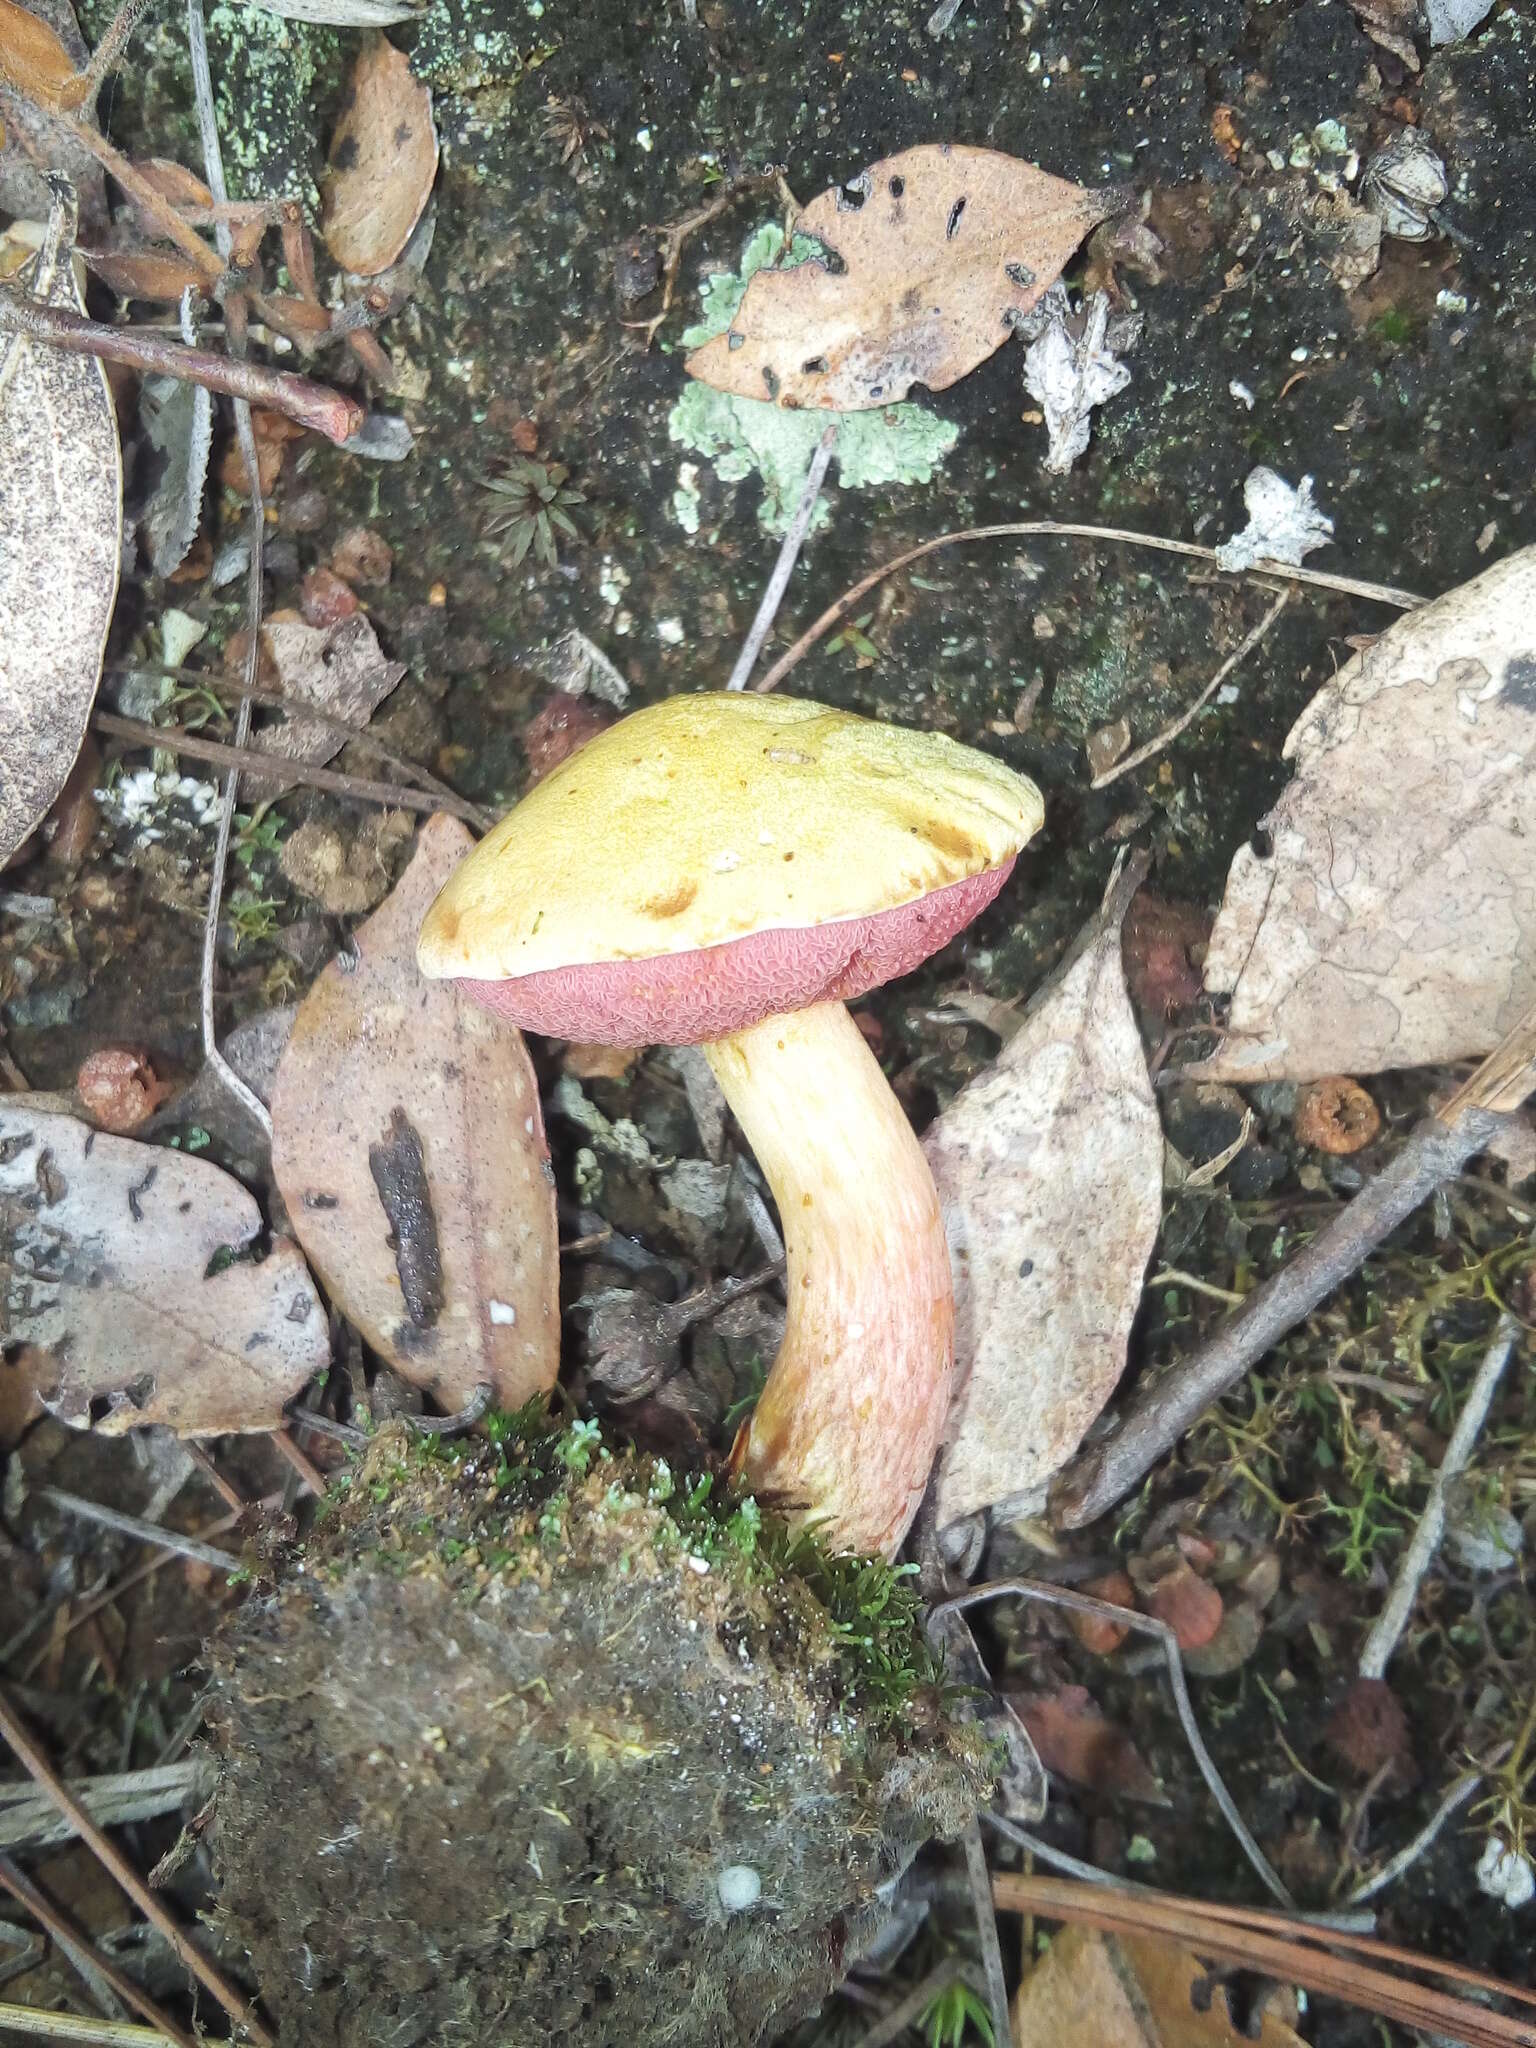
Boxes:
[0,290,363,443]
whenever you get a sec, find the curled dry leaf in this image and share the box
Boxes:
[1199,547,1536,1083]
[0,244,122,866]
[247,612,405,793]
[320,32,438,278]
[925,899,1163,1524]
[269,814,560,1413]
[1015,1925,1309,2048]
[685,142,1119,412]
[0,1108,327,1434]
[138,368,213,578]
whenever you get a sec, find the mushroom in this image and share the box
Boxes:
[417,692,1043,1555]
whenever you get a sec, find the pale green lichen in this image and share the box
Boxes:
[668,223,959,536]
[411,0,555,93]
[205,5,336,205]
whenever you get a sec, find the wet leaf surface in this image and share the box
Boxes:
[925,898,1162,1523]
[0,242,121,865]
[270,813,560,1412]
[685,142,1117,412]
[1199,546,1536,1082]
[0,1108,327,1435]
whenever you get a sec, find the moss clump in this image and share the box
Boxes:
[209,1419,987,2047]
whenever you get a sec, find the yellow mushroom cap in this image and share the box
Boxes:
[417,692,1043,983]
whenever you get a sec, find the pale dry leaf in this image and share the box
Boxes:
[248,612,405,793]
[1014,1925,1308,2048]
[0,245,121,865]
[269,813,560,1413]
[138,368,212,577]
[925,906,1162,1524]
[320,32,438,278]
[684,142,1119,413]
[254,0,423,23]
[0,1108,327,1435]
[1198,545,1536,1083]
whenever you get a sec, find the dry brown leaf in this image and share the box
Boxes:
[320,32,438,277]
[1011,1686,1165,1802]
[684,142,1118,412]
[1013,1924,1309,2048]
[0,1108,327,1435]
[269,814,560,1413]
[0,240,121,866]
[82,245,211,303]
[0,0,81,106]
[0,1,104,230]
[1198,547,1536,1084]
[247,612,405,793]
[925,903,1162,1524]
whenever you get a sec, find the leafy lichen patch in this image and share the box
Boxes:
[668,224,959,536]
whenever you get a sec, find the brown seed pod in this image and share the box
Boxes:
[1294,1076,1382,1155]
[76,1047,170,1133]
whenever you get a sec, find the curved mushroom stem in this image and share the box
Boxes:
[704,1001,953,1558]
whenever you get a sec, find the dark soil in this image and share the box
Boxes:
[1,0,1534,2041]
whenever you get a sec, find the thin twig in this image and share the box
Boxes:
[267,1428,327,1496]
[183,1441,247,1515]
[110,665,493,826]
[37,1510,246,1651]
[35,1489,240,1574]
[0,1691,273,2046]
[50,109,224,292]
[929,1579,1294,1909]
[1091,589,1292,788]
[184,0,275,1151]
[0,1857,198,2048]
[752,521,1424,695]
[960,1819,1011,2048]
[992,1873,1536,2048]
[0,1763,214,1853]
[0,2007,179,2044]
[75,0,156,108]
[1348,1771,1484,1904]
[0,292,361,444]
[1050,1107,1508,1529]
[94,711,483,826]
[725,424,838,691]
[281,1406,368,1449]
[1359,1310,1522,1679]
[981,1811,1376,1932]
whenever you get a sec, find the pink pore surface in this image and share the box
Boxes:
[460,860,1015,1046]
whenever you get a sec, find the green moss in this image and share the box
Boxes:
[311,1408,937,1731]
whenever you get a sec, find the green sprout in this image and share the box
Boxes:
[226,889,280,949]
[920,1978,994,2048]
[480,458,586,568]
[826,610,881,663]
